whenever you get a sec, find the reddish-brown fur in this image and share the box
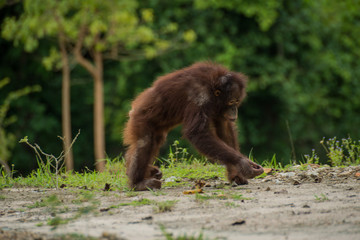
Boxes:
[123,62,264,190]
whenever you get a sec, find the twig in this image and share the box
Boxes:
[19,130,81,189]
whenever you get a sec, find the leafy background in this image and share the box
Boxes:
[1,0,359,174]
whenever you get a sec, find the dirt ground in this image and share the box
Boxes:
[1,165,360,240]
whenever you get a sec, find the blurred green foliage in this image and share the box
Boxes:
[1,0,359,174]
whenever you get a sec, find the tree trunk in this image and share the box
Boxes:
[59,31,74,171]
[74,28,106,172]
[93,49,106,172]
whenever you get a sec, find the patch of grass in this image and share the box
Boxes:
[194,191,251,203]
[36,222,43,227]
[320,137,360,166]
[225,202,240,208]
[160,225,208,240]
[148,188,167,196]
[125,191,140,198]
[1,158,128,190]
[153,200,178,213]
[71,190,96,204]
[0,195,5,200]
[314,193,329,202]
[112,198,153,208]
[162,162,226,187]
[57,233,98,240]
[27,194,61,209]
[262,154,284,170]
[47,216,69,227]
[111,198,178,214]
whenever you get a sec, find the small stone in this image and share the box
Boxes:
[279,172,296,178]
[274,189,288,194]
[338,171,353,177]
[292,180,301,185]
[231,220,246,226]
[265,186,271,191]
[306,171,319,178]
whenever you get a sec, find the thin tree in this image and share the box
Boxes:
[2,0,195,171]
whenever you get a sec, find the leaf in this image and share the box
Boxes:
[263,168,273,174]
[183,189,203,195]
[19,136,29,143]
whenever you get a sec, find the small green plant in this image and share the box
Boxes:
[162,140,192,166]
[225,202,239,208]
[304,149,320,164]
[160,225,206,240]
[148,188,167,196]
[19,130,81,189]
[195,191,250,203]
[153,200,178,213]
[113,198,153,208]
[27,194,61,209]
[320,137,360,166]
[72,191,96,204]
[125,191,139,198]
[314,193,329,202]
[47,216,69,227]
[261,154,283,169]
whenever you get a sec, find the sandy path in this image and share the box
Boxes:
[1,167,359,240]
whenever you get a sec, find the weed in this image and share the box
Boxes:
[72,191,96,204]
[314,193,329,202]
[114,198,153,208]
[225,202,239,208]
[320,137,360,166]
[304,149,320,165]
[0,195,5,200]
[125,191,139,198]
[153,200,178,213]
[27,194,61,209]
[195,191,250,203]
[160,225,207,240]
[36,222,43,227]
[148,188,167,196]
[47,216,69,228]
[262,154,283,169]
[162,162,226,187]
[19,130,80,189]
[230,193,249,201]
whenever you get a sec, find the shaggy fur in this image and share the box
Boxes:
[123,62,264,190]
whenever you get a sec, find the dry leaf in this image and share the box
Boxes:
[264,168,273,174]
[183,189,203,195]
[194,180,206,189]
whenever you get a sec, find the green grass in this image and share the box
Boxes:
[314,193,329,202]
[160,225,210,240]
[194,191,250,201]
[161,162,226,188]
[27,194,61,209]
[113,198,153,207]
[0,156,227,190]
[110,198,178,213]
[153,200,178,213]
[2,137,359,191]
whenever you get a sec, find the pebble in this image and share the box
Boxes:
[306,171,319,178]
[279,172,296,178]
